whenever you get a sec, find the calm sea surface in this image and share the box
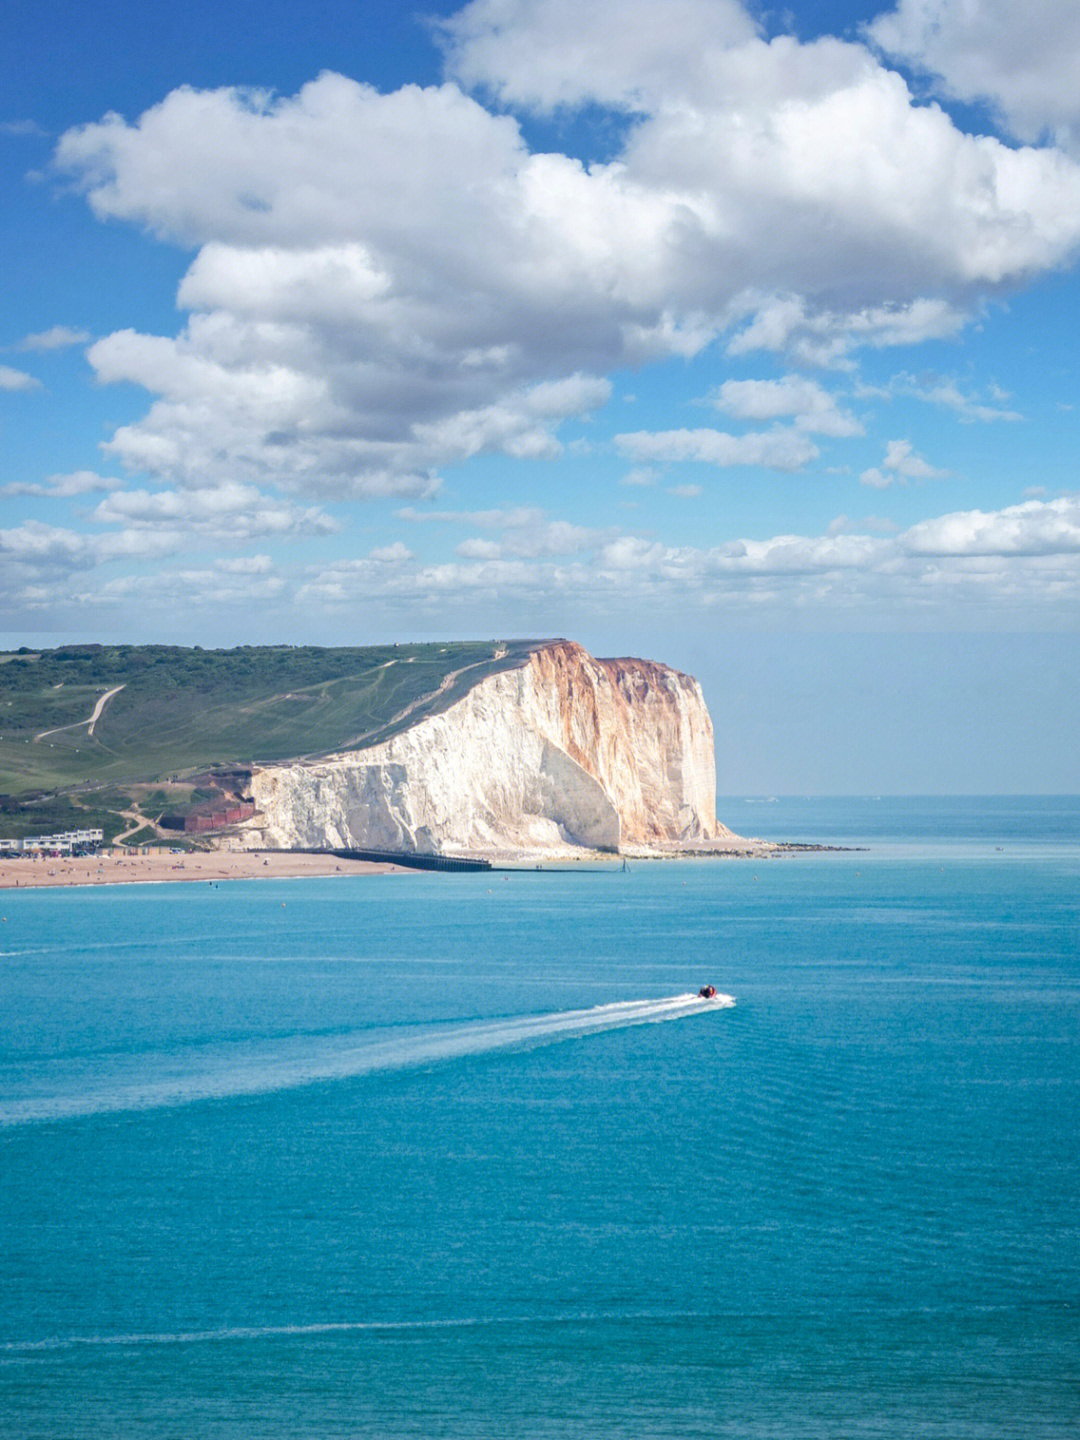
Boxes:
[2,798,1079,1437]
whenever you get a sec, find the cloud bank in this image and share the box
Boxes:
[50,0,1080,497]
[5,495,1079,630]
[869,0,1080,152]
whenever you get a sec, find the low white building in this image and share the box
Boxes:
[2,828,104,854]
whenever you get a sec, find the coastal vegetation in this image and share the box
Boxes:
[0,640,539,839]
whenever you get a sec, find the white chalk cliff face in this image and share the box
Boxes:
[241,641,730,855]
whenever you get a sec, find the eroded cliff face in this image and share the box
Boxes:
[239,641,730,855]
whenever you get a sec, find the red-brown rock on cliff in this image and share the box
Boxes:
[240,640,732,855]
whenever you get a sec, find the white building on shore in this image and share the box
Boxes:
[0,828,104,855]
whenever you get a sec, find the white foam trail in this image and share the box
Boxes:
[1,1308,715,1356]
[0,993,733,1127]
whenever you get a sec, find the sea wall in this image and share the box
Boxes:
[240,640,727,855]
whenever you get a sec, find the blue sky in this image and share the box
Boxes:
[2,0,1079,792]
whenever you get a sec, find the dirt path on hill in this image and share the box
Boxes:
[341,650,512,752]
[112,809,154,845]
[35,684,125,741]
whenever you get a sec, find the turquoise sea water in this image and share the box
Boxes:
[2,798,1079,1437]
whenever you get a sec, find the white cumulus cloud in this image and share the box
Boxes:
[92,481,338,538]
[16,325,91,352]
[615,427,819,470]
[0,364,41,391]
[49,8,1080,499]
[856,371,1023,422]
[869,0,1080,151]
[861,438,946,487]
[437,0,759,112]
[709,376,862,436]
[902,495,1080,555]
[0,471,123,498]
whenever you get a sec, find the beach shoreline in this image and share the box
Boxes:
[0,850,407,890]
[0,837,851,890]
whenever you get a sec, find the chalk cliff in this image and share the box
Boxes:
[238,641,732,855]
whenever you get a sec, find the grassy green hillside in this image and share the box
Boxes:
[0,640,544,839]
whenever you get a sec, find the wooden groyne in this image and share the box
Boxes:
[332,848,492,872]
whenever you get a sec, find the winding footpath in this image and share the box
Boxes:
[35,684,125,741]
[342,649,510,752]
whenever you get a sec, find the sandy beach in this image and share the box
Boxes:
[0,850,406,890]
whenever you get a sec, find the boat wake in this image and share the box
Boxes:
[0,992,733,1127]
[1,1306,719,1357]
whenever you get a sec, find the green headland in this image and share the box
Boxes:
[0,640,542,843]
